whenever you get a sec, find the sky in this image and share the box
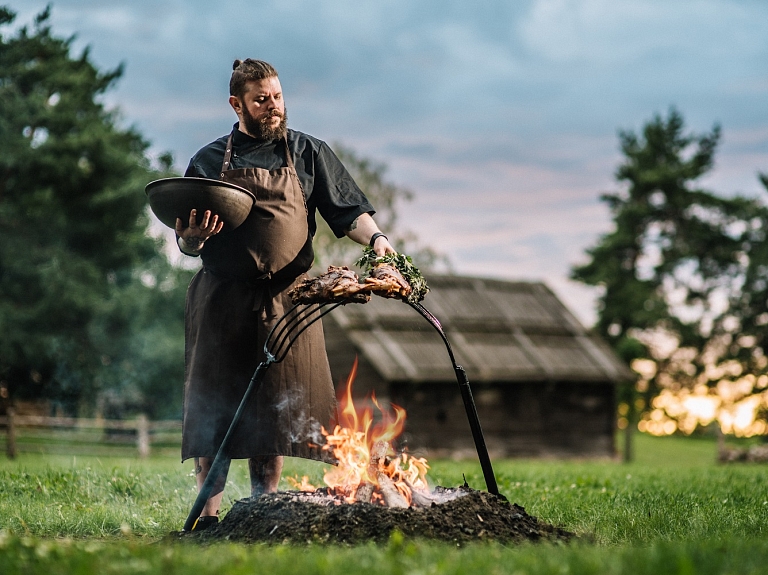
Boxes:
[6,0,768,327]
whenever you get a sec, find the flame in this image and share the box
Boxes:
[286,475,317,492]
[291,357,430,505]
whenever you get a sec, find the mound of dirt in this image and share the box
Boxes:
[186,486,572,545]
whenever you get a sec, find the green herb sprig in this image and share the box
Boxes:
[355,246,429,303]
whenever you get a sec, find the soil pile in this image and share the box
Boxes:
[190,486,573,545]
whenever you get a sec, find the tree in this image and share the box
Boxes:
[572,109,768,437]
[0,6,190,417]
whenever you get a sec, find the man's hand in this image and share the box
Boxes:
[176,209,224,253]
[371,233,395,257]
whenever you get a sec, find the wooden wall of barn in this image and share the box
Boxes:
[390,382,616,459]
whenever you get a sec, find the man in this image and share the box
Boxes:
[177,59,395,531]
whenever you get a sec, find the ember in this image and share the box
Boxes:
[287,358,432,508]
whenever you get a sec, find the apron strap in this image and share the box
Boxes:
[220,132,234,178]
[283,136,295,170]
[220,130,294,178]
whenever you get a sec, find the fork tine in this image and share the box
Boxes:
[264,302,306,359]
[265,303,324,360]
[271,303,342,362]
[266,302,343,363]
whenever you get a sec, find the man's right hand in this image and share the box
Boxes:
[176,209,224,253]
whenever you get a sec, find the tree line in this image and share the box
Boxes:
[0,6,196,418]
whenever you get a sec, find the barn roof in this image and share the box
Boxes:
[326,275,635,384]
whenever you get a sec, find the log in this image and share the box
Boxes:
[354,481,375,504]
[376,471,409,508]
[405,479,434,508]
[355,441,388,503]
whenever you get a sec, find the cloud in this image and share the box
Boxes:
[5,0,768,326]
[519,0,759,64]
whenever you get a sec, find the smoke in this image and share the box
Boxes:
[289,414,326,446]
[273,387,328,447]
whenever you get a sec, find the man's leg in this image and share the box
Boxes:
[248,455,284,496]
[194,456,231,518]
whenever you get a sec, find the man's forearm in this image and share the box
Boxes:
[344,213,381,246]
[344,213,396,256]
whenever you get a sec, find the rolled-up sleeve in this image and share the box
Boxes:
[313,142,375,238]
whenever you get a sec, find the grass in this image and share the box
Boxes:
[0,433,767,574]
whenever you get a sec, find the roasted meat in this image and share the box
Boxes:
[363,263,413,300]
[289,266,371,304]
[289,263,414,305]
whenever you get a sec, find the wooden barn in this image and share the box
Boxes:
[322,275,634,459]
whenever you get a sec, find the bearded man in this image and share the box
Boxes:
[176,59,395,531]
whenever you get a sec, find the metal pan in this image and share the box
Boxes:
[145,177,255,231]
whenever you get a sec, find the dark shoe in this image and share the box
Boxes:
[191,516,219,532]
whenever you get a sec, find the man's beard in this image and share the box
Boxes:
[241,106,288,141]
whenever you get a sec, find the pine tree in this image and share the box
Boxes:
[0,7,189,417]
[573,109,768,432]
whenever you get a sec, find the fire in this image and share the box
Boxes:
[288,358,430,506]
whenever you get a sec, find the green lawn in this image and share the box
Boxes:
[0,433,767,574]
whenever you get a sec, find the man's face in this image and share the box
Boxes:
[231,76,287,141]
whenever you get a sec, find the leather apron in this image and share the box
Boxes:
[181,131,336,462]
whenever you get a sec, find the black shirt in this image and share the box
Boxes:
[185,125,375,238]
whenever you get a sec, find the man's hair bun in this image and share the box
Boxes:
[229,59,279,98]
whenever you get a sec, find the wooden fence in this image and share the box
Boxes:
[0,408,182,458]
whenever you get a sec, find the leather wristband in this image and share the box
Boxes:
[369,232,388,248]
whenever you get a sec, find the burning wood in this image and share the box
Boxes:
[288,358,431,508]
[354,441,388,503]
[376,472,409,508]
